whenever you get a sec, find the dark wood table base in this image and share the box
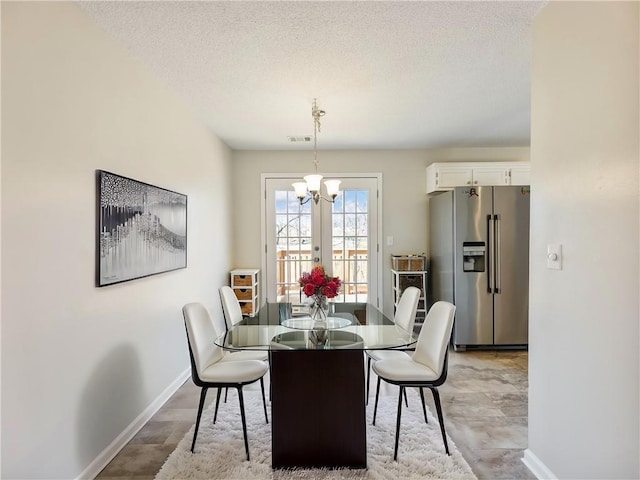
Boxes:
[269,349,367,469]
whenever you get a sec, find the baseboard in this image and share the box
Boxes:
[522,448,558,480]
[76,368,191,480]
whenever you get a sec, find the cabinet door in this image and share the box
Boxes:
[509,165,531,185]
[472,167,509,186]
[436,167,473,188]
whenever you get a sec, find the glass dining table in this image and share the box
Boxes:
[215,301,416,470]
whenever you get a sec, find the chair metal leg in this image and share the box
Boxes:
[372,376,382,425]
[191,387,208,453]
[213,387,222,424]
[366,355,371,405]
[260,377,269,424]
[403,387,409,407]
[430,387,450,455]
[393,386,404,461]
[224,387,228,403]
[237,387,250,461]
[419,387,428,424]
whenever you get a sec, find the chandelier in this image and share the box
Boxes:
[292,99,341,205]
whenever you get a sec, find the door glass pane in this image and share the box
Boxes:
[275,190,313,301]
[332,189,368,303]
[356,190,368,212]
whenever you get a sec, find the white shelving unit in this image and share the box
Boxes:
[391,269,427,325]
[230,268,260,317]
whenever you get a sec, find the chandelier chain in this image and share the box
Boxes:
[312,98,324,174]
[291,98,338,206]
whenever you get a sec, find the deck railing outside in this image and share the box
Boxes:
[276,248,368,301]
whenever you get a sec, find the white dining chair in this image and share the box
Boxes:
[219,285,245,330]
[219,286,268,365]
[372,301,456,460]
[182,302,269,460]
[219,286,269,404]
[365,286,421,403]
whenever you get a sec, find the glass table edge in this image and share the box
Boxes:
[215,323,417,352]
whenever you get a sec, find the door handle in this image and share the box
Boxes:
[494,214,501,294]
[486,214,493,293]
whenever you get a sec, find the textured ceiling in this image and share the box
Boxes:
[78,1,546,150]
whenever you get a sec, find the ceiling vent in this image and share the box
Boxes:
[288,135,312,143]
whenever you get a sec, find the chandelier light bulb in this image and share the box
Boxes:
[304,174,323,193]
[324,179,341,198]
[292,182,308,199]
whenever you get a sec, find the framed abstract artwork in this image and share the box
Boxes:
[96,170,187,287]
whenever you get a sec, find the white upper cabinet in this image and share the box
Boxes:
[509,164,531,186]
[426,162,530,193]
[469,166,510,186]
[433,166,473,188]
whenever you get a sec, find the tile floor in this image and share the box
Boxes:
[96,349,534,480]
[438,350,534,480]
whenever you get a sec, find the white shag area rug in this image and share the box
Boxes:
[155,388,477,480]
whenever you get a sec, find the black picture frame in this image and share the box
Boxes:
[96,170,187,287]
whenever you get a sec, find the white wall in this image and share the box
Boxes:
[424,146,529,163]
[526,2,639,478]
[1,3,233,479]
[232,147,528,318]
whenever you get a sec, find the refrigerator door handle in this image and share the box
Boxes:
[487,214,493,293]
[494,214,501,294]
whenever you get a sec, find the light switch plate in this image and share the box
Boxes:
[547,244,562,270]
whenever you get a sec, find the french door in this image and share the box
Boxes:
[263,175,381,308]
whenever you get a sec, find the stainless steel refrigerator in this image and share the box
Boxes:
[429,186,530,349]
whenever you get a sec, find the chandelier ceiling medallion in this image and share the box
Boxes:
[292,99,341,205]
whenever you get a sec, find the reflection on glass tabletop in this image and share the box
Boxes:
[280,316,353,330]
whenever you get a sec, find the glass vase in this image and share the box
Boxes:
[309,295,329,326]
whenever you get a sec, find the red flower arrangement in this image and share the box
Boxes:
[299,265,341,299]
